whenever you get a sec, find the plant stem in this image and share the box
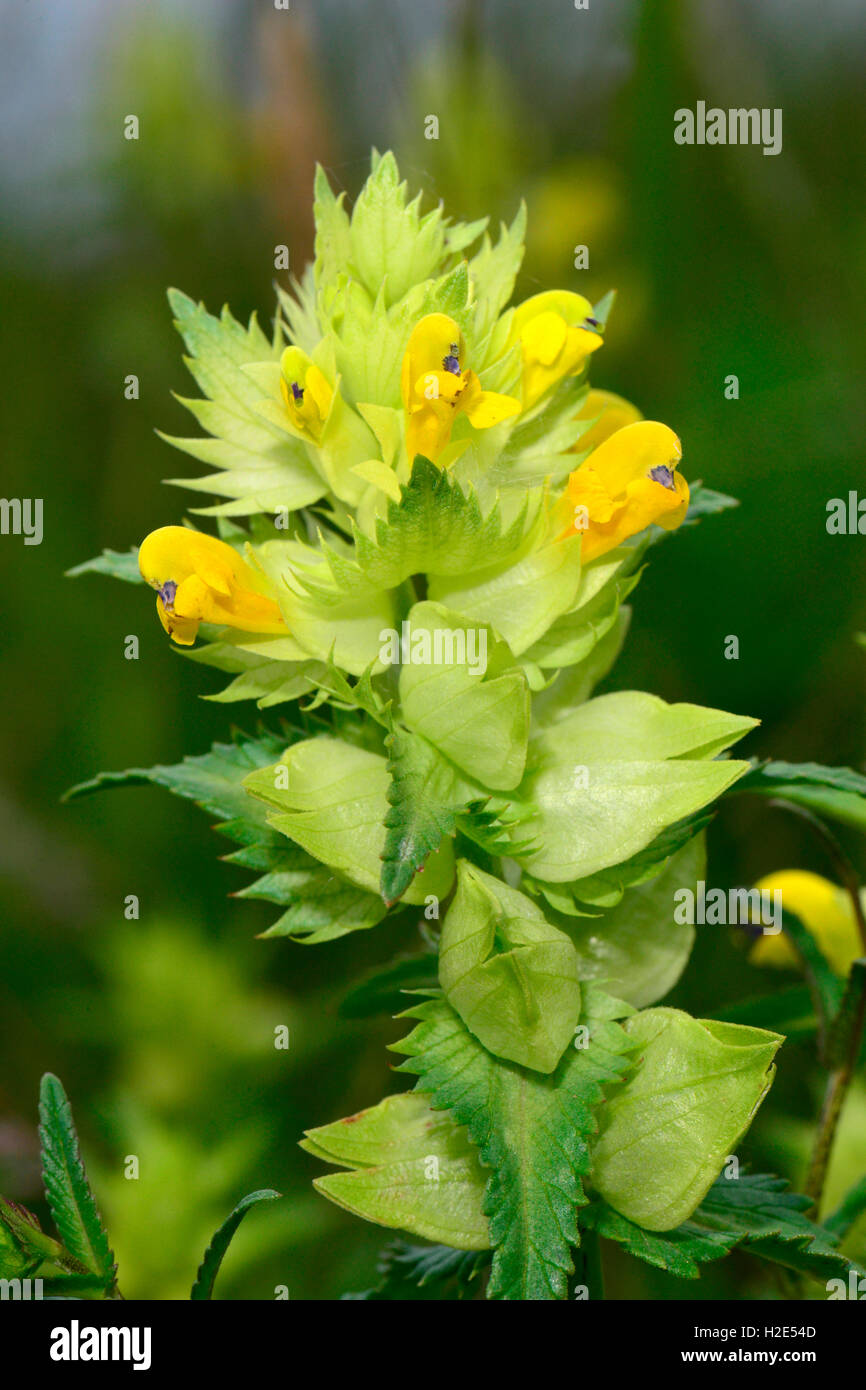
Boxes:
[805,966,866,1208]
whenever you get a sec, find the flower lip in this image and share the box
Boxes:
[158,579,178,610]
[649,464,676,490]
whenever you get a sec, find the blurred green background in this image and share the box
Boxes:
[1,0,865,1299]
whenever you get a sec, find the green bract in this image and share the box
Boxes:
[439,862,581,1073]
[590,1009,782,1231]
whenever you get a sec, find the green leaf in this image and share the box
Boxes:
[190,1189,281,1300]
[382,728,468,905]
[590,1010,781,1231]
[393,984,635,1300]
[731,759,866,833]
[65,728,381,943]
[303,1092,490,1251]
[0,1198,91,1280]
[243,736,454,906]
[564,834,705,1008]
[64,728,286,834]
[232,841,389,944]
[66,548,143,584]
[693,1172,866,1285]
[519,693,755,883]
[343,456,532,591]
[38,1074,116,1289]
[439,862,581,1073]
[398,602,530,791]
[779,908,845,1051]
[469,203,527,343]
[581,1199,736,1279]
[348,1240,489,1300]
[162,289,326,516]
[348,151,447,307]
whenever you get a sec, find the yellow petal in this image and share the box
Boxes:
[461,384,522,430]
[520,310,569,368]
[574,390,643,454]
[750,871,862,976]
[407,406,453,465]
[156,595,198,646]
[509,290,595,341]
[401,313,464,409]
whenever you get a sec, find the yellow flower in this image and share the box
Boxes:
[279,346,333,443]
[138,526,287,646]
[750,870,863,977]
[573,388,642,454]
[562,420,689,563]
[508,290,604,408]
[400,313,520,464]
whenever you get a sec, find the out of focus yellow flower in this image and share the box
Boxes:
[750,870,863,976]
[561,420,688,563]
[573,389,642,454]
[138,526,287,646]
[279,346,334,443]
[400,313,520,464]
[508,290,603,408]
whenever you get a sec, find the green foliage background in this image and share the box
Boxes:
[1,0,865,1297]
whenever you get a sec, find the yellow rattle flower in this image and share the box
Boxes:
[562,420,689,563]
[400,313,520,464]
[138,526,287,646]
[279,346,334,444]
[750,870,864,977]
[508,290,604,408]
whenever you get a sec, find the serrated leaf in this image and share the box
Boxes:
[581,1199,736,1279]
[38,1074,115,1289]
[163,289,326,515]
[341,455,533,592]
[347,1240,490,1300]
[382,728,468,904]
[732,759,866,833]
[190,1189,281,1300]
[392,984,635,1300]
[693,1172,866,1285]
[243,736,454,906]
[66,548,144,584]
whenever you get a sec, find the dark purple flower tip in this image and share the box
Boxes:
[442,345,461,375]
[291,381,304,402]
[159,579,178,610]
[583,316,602,329]
[649,464,676,491]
